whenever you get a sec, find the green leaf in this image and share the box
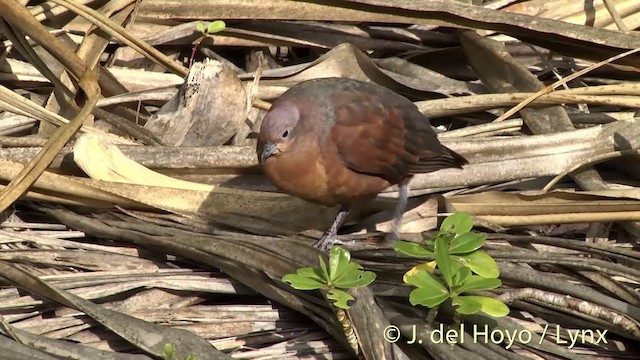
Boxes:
[282,274,326,290]
[449,232,486,254]
[409,287,450,308]
[318,255,330,279]
[394,240,434,258]
[333,261,361,281]
[327,289,355,309]
[454,251,500,278]
[404,269,448,293]
[163,343,174,358]
[296,266,326,283]
[456,276,501,294]
[333,269,376,288]
[452,295,483,314]
[329,246,351,283]
[451,266,471,288]
[404,261,437,280]
[207,20,226,34]
[440,212,473,235]
[435,236,454,288]
[195,22,206,33]
[422,239,436,247]
[454,296,510,317]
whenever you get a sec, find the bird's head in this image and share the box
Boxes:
[257,102,300,166]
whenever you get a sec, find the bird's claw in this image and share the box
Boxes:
[383,230,400,247]
[313,234,355,251]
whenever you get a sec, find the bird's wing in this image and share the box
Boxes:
[329,90,458,183]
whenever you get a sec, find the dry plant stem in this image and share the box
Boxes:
[0,136,47,147]
[0,85,132,143]
[253,98,272,110]
[419,86,640,118]
[494,46,640,122]
[439,119,523,138]
[603,0,629,31]
[95,86,177,107]
[0,145,257,170]
[137,0,640,55]
[412,121,621,189]
[498,288,640,338]
[0,2,87,82]
[36,206,355,352]
[482,212,640,226]
[235,52,266,145]
[0,4,134,145]
[38,3,133,137]
[490,253,640,282]
[0,260,230,359]
[499,263,640,320]
[577,271,640,306]
[491,234,640,262]
[461,30,617,244]
[47,0,187,76]
[0,19,74,99]
[543,149,640,192]
[93,108,162,145]
[0,121,624,181]
[0,67,100,213]
[467,29,573,132]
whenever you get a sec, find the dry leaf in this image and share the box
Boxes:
[145,59,247,146]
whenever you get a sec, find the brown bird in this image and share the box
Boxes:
[257,77,467,250]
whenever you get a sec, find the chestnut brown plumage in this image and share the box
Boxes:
[257,77,467,250]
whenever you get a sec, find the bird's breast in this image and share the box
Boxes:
[262,143,333,206]
[261,139,392,207]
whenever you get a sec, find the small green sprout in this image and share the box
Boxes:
[163,343,174,359]
[190,20,227,66]
[395,212,509,317]
[195,20,226,36]
[283,246,376,309]
[163,343,195,360]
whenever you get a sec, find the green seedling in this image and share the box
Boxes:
[395,212,509,317]
[163,343,195,360]
[283,246,376,309]
[195,20,226,36]
[190,20,227,66]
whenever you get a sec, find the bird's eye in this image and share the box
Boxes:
[282,130,289,138]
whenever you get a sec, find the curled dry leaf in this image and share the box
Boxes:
[247,43,450,100]
[72,133,338,234]
[73,133,213,191]
[145,58,247,146]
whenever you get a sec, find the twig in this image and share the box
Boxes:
[603,0,629,32]
[542,149,640,192]
[494,47,640,122]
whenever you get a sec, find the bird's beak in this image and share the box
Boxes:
[260,143,278,165]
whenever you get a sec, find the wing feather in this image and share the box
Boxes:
[328,85,466,184]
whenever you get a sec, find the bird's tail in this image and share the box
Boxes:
[444,146,468,168]
[408,146,468,174]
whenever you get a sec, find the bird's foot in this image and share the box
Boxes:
[383,229,400,247]
[313,232,336,251]
[314,204,352,251]
[313,233,355,251]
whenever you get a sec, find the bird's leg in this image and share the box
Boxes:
[385,178,410,245]
[314,204,350,251]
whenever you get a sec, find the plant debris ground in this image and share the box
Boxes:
[1,1,640,359]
